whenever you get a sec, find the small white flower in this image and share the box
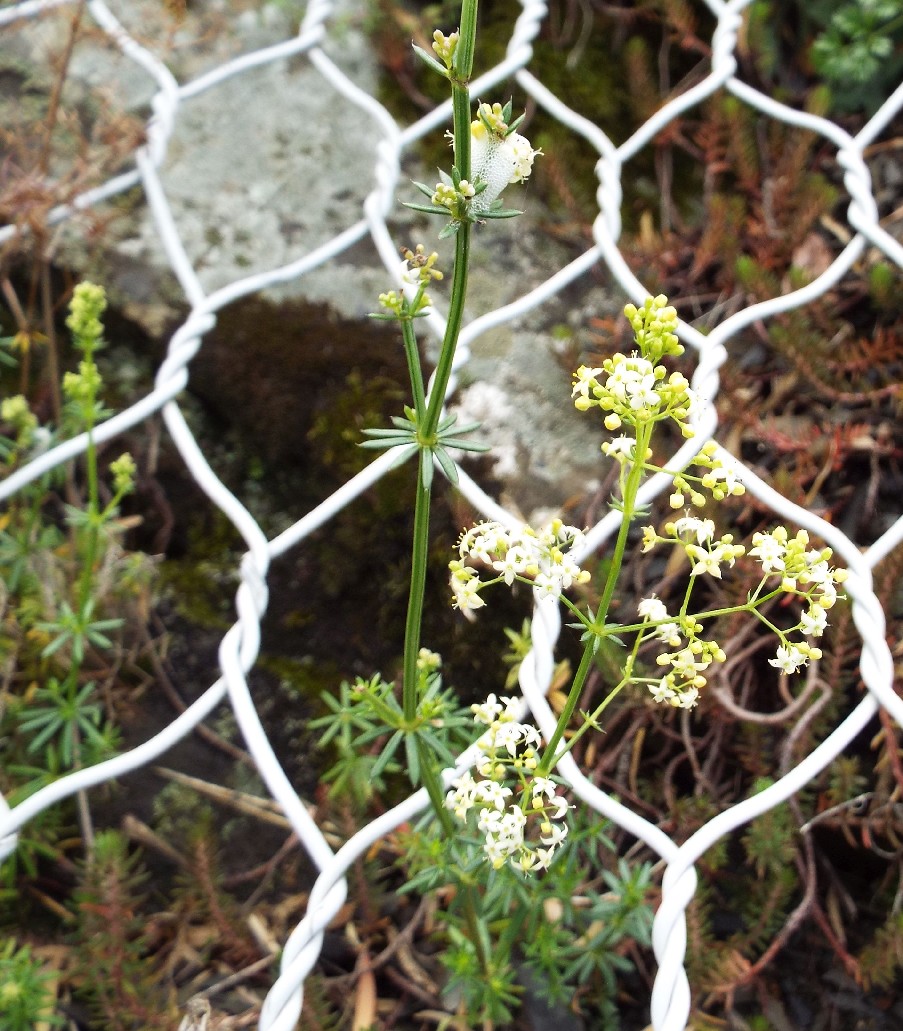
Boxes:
[471,694,504,724]
[626,373,661,411]
[531,846,556,871]
[475,780,513,811]
[572,366,602,400]
[531,777,558,801]
[445,771,478,818]
[676,686,700,709]
[800,606,828,636]
[533,570,563,600]
[492,543,531,585]
[649,680,676,704]
[601,435,636,459]
[673,516,715,544]
[686,544,723,578]
[638,596,669,622]
[540,822,568,847]
[749,531,787,573]
[451,575,485,611]
[769,643,808,674]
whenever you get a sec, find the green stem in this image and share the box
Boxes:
[455,0,478,83]
[423,224,471,437]
[416,738,490,969]
[594,425,651,625]
[402,449,433,722]
[541,424,651,770]
[539,639,596,771]
[77,358,100,616]
[451,83,471,180]
[423,0,475,437]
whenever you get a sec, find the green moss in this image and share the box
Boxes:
[158,510,241,630]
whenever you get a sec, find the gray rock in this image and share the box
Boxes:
[2,0,621,515]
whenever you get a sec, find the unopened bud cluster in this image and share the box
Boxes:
[572,296,694,439]
[379,244,444,316]
[1,395,38,449]
[446,695,571,871]
[65,281,106,346]
[431,28,459,68]
[670,443,746,507]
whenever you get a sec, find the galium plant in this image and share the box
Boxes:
[315,1,847,1025]
[1,283,146,864]
[449,296,847,749]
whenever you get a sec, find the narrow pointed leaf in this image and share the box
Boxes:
[482,208,523,219]
[440,438,490,452]
[443,419,483,435]
[403,202,449,216]
[387,443,419,469]
[371,730,403,780]
[434,447,459,485]
[420,455,434,490]
[359,439,402,450]
[411,44,448,77]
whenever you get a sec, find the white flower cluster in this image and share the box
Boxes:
[445,695,571,872]
[749,527,847,674]
[639,521,848,701]
[637,596,725,709]
[449,518,591,612]
[643,516,746,579]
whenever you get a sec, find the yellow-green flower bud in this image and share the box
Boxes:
[110,452,137,495]
[66,282,107,346]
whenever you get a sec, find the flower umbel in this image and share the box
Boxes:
[449,518,590,611]
[445,695,572,872]
[640,519,848,702]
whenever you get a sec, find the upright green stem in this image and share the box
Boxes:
[541,424,652,768]
[397,2,487,971]
[401,1,476,714]
[422,0,476,436]
[423,225,471,437]
[77,355,101,615]
[539,641,596,770]
[594,426,651,625]
[451,83,471,180]
[402,450,433,722]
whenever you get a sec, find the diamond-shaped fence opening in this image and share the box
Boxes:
[1,1,902,1029]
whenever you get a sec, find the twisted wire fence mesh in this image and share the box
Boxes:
[1,0,901,1028]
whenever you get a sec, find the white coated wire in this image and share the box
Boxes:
[1,1,902,1028]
